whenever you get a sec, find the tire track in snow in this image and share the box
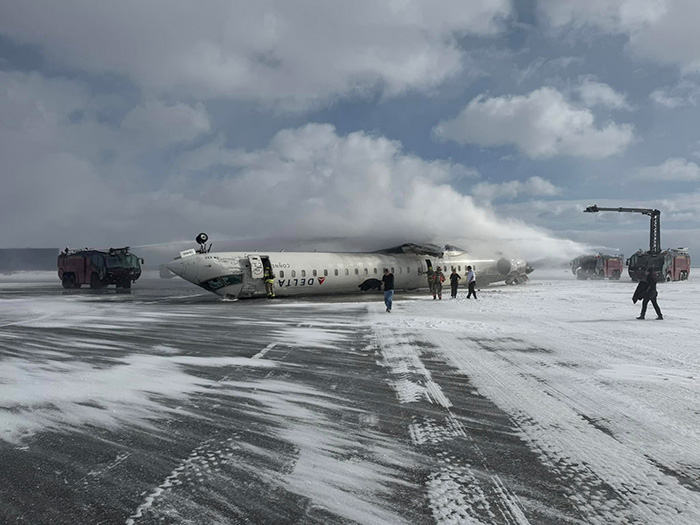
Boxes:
[126,436,241,524]
[372,317,529,525]
[434,331,700,524]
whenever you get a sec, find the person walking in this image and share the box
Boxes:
[466,265,477,299]
[263,266,276,298]
[433,266,445,300]
[635,267,663,320]
[449,268,461,298]
[382,268,394,312]
[426,266,435,298]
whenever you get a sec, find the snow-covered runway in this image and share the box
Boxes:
[0,271,698,524]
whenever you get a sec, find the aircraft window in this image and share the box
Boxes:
[374,268,378,274]
[301,270,306,277]
[391,267,394,274]
[292,270,296,277]
[407,267,410,273]
[280,270,284,278]
[324,269,328,276]
[345,269,349,276]
[355,269,359,275]
[458,265,461,271]
[364,268,368,275]
[313,269,317,277]
[334,269,338,276]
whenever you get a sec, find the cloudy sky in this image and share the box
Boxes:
[1,0,699,262]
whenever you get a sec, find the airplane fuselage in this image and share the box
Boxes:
[167,248,529,299]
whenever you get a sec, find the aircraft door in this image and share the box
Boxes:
[248,255,265,279]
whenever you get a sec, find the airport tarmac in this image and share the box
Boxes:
[1,272,700,524]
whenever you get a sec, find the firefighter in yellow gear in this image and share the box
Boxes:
[264,267,276,298]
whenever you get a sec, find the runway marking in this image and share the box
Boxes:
[252,342,277,360]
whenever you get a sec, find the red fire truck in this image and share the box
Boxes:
[584,205,691,282]
[58,247,143,289]
[571,254,624,280]
[627,248,690,282]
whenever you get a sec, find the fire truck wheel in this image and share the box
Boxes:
[90,273,103,289]
[62,274,73,289]
[122,279,132,289]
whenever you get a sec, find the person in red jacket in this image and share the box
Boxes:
[433,266,445,300]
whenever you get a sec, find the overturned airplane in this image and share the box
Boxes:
[167,234,533,299]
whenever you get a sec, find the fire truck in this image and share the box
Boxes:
[584,205,691,281]
[571,254,624,280]
[627,248,690,282]
[57,247,143,289]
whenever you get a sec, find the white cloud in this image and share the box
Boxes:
[0,71,585,260]
[537,0,667,33]
[121,100,211,147]
[576,78,631,109]
[0,72,206,247]
[432,87,635,159]
[650,80,700,108]
[0,0,512,110]
[538,0,700,73]
[471,176,562,202]
[637,157,700,181]
[0,71,122,245]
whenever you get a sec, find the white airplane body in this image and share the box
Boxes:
[167,236,532,299]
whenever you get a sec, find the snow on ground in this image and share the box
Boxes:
[371,268,700,524]
[0,271,699,524]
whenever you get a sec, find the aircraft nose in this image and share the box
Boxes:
[167,257,199,283]
[166,259,183,276]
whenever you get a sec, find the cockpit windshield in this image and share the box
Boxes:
[105,253,141,269]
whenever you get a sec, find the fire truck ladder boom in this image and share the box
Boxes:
[583,204,661,254]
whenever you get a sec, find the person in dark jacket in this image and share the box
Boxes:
[426,267,435,297]
[636,267,663,320]
[449,268,461,298]
[382,268,394,312]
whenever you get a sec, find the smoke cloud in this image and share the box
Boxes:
[167,124,588,261]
